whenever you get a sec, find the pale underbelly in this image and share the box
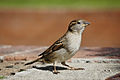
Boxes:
[44,48,79,63]
[55,51,77,63]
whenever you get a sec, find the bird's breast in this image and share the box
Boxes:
[66,32,82,54]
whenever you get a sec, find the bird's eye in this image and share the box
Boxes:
[77,22,81,24]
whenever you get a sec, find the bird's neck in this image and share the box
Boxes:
[65,30,83,53]
[66,30,83,39]
[67,27,85,35]
[67,28,85,36]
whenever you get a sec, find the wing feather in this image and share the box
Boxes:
[38,39,64,57]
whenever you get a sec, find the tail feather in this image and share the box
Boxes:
[24,58,40,66]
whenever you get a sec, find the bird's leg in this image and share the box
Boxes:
[53,62,60,74]
[61,61,84,70]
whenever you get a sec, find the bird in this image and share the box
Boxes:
[25,19,90,74]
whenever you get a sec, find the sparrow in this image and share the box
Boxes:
[25,19,90,74]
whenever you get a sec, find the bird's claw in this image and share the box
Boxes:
[53,71,60,74]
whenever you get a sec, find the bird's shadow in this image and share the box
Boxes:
[32,65,68,72]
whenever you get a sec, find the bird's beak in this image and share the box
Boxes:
[84,21,90,26]
[81,21,90,27]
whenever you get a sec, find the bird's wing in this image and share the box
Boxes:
[38,39,64,57]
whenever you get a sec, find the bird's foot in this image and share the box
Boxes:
[53,70,60,74]
[69,67,85,70]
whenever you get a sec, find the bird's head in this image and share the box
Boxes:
[68,19,90,33]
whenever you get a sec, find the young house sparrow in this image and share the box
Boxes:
[25,19,90,74]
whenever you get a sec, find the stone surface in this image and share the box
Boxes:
[0,45,120,80]
[0,45,47,61]
[3,62,120,80]
[0,46,120,61]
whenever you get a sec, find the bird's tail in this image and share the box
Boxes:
[24,58,42,66]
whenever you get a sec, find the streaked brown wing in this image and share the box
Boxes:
[38,40,64,57]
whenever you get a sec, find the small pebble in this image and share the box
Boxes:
[19,69,26,72]
[5,65,13,68]
[0,56,4,63]
[10,72,15,75]
[107,70,111,72]
[86,61,90,63]
[104,69,111,72]
[14,62,20,65]
[103,61,107,63]
[20,62,25,64]
[0,60,3,63]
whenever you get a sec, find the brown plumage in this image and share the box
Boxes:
[25,19,90,74]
